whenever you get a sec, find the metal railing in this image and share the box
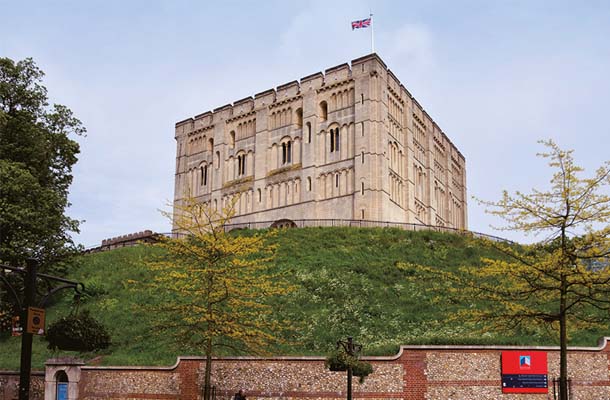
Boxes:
[84,219,514,251]
[162,218,514,244]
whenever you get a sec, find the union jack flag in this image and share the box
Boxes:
[351,17,371,30]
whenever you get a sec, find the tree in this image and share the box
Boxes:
[400,140,610,399]
[0,57,84,267]
[0,57,84,331]
[136,196,292,400]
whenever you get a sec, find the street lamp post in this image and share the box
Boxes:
[336,337,362,400]
[1,259,84,400]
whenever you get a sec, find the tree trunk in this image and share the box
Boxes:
[204,338,213,400]
[559,275,568,400]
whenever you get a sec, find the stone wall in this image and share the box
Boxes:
[0,371,44,400]
[4,338,609,400]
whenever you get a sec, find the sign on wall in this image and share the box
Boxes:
[501,351,548,393]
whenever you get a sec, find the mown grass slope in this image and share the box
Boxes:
[1,227,607,369]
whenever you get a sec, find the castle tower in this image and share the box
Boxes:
[173,54,467,231]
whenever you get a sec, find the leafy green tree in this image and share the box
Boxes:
[401,140,610,399]
[0,57,84,330]
[134,196,292,400]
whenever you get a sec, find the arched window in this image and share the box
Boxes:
[201,164,208,186]
[237,153,246,176]
[229,131,235,149]
[258,188,262,203]
[281,138,292,165]
[319,101,328,121]
[215,151,220,169]
[296,108,303,128]
[335,173,339,188]
[208,138,214,152]
[307,176,312,191]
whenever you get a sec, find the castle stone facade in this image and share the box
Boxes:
[173,54,467,230]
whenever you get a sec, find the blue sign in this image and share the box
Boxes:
[57,383,68,400]
[502,374,548,389]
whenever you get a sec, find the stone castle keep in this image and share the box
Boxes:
[173,54,467,229]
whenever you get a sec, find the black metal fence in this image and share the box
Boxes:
[552,378,572,400]
[162,218,514,244]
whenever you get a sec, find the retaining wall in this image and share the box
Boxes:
[29,338,610,400]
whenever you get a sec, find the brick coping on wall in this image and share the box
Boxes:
[74,336,610,371]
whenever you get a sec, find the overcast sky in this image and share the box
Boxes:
[2,1,610,246]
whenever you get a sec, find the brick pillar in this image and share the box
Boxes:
[403,351,427,400]
[178,359,202,400]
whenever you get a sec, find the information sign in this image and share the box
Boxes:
[501,351,548,394]
[26,306,46,335]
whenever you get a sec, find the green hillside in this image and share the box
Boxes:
[1,227,607,370]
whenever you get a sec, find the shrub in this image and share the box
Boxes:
[45,311,111,352]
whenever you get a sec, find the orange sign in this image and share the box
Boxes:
[26,307,45,335]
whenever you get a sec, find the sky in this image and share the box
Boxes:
[2,0,610,247]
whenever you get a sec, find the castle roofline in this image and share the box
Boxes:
[324,62,350,75]
[254,89,276,99]
[300,72,324,83]
[233,96,253,106]
[351,53,387,69]
[277,80,299,92]
[213,104,232,113]
[175,117,194,127]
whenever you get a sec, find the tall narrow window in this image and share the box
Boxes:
[361,209,365,219]
[296,108,303,128]
[361,93,364,103]
[229,131,236,149]
[361,182,365,195]
[281,139,292,165]
[361,122,365,137]
[335,173,339,188]
[361,151,365,164]
[215,151,220,169]
[282,143,287,164]
[306,122,312,143]
[307,176,312,191]
[258,188,262,203]
[202,165,208,186]
[330,129,335,152]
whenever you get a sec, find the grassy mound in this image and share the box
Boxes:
[1,227,607,369]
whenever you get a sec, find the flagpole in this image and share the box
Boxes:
[370,12,375,54]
